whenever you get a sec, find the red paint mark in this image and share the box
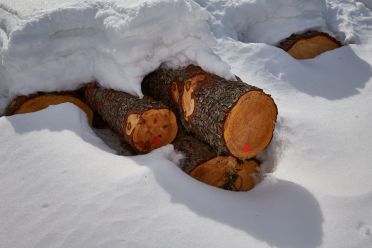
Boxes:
[243,144,250,153]
[152,136,161,145]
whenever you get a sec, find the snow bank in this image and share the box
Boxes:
[195,0,328,44]
[0,0,232,114]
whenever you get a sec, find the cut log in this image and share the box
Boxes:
[84,83,178,153]
[278,31,341,59]
[142,65,278,159]
[5,93,94,125]
[173,131,260,191]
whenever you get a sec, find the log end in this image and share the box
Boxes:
[224,90,277,160]
[189,156,260,191]
[126,109,178,153]
[9,94,94,125]
[280,31,341,59]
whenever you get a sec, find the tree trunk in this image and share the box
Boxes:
[142,65,278,159]
[84,83,178,153]
[5,92,94,125]
[173,131,260,191]
[278,31,341,59]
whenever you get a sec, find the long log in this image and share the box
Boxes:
[142,65,278,159]
[278,31,341,59]
[173,131,260,191]
[84,83,178,153]
[5,92,94,125]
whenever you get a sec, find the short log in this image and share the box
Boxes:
[173,131,260,191]
[84,83,178,153]
[278,31,342,59]
[142,65,278,159]
[5,92,94,125]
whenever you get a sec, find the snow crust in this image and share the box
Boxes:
[1,0,372,248]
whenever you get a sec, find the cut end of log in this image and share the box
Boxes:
[11,94,94,125]
[224,90,277,159]
[280,31,341,60]
[189,156,260,191]
[126,109,178,153]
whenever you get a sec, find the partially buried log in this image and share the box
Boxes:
[173,131,260,191]
[84,83,178,153]
[142,65,278,160]
[5,92,94,125]
[278,31,342,59]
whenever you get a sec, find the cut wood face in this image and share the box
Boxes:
[189,156,260,191]
[224,90,277,159]
[181,74,206,122]
[14,94,94,125]
[128,109,178,153]
[287,34,341,59]
[234,160,260,191]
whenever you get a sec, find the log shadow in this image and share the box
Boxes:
[142,149,324,248]
[270,45,372,100]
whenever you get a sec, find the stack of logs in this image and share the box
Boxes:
[5,65,278,191]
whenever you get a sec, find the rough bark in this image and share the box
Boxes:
[278,30,342,59]
[142,65,278,159]
[5,92,94,125]
[84,83,178,153]
[173,130,260,191]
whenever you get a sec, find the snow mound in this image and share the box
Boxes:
[0,0,233,113]
[195,0,328,44]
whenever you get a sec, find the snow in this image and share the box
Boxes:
[1,0,372,248]
[0,0,233,113]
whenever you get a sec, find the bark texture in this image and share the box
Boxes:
[173,130,260,191]
[142,65,277,159]
[84,83,177,153]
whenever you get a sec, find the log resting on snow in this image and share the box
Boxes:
[5,92,94,125]
[173,130,260,191]
[278,30,342,59]
[84,83,178,153]
[142,65,278,159]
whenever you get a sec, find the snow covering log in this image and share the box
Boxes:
[5,93,94,125]
[142,65,278,160]
[173,131,260,191]
[279,31,341,59]
[84,83,178,153]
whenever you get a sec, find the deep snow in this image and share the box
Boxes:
[1,0,372,248]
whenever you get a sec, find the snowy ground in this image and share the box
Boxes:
[1,0,372,248]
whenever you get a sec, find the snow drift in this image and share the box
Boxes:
[0,0,233,114]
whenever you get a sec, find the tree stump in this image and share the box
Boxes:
[84,83,178,153]
[278,31,342,59]
[173,131,260,191]
[142,65,278,159]
[5,93,94,125]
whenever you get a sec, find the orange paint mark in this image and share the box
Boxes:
[152,136,161,145]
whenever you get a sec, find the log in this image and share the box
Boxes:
[84,83,178,153]
[278,31,341,59]
[173,131,260,191]
[5,92,94,125]
[142,65,278,159]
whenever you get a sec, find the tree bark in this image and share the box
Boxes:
[5,92,94,125]
[84,83,178,153]
[142,65,278,159]
[173,130,260,191]
[278,31,341,59]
